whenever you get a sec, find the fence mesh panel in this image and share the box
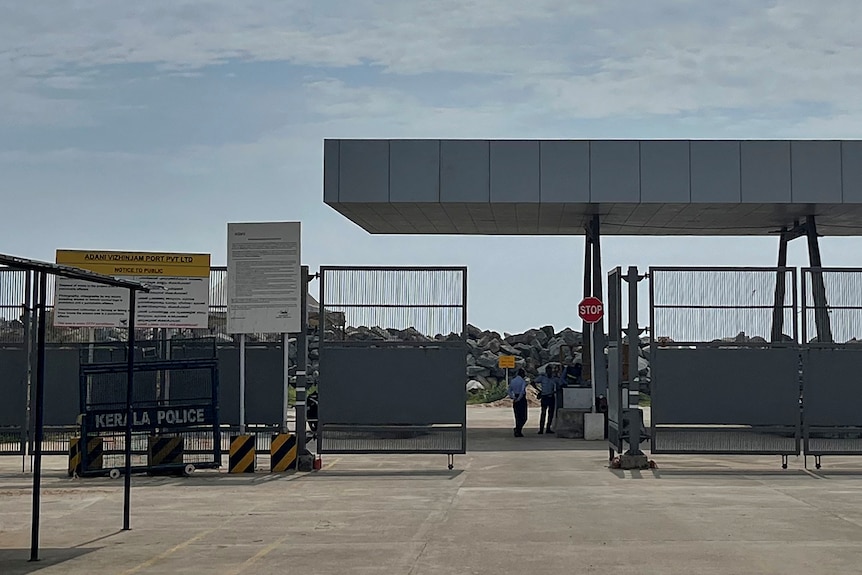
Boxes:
[651,267,796,345]
[321,267,466,342]
[0,268,28,343]
[803,269,862,344]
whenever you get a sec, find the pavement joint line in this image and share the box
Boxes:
[226,533,291,575]
[119,526,220,575]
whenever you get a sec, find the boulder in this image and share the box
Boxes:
[547,337,567,359]
[540,325,555,340]
[559,328,582,346]
[467,324,483,339]
[476,351,499,369]
[488,339,501,354]
[466,380,485,392]
[514,343,533,357]
[467,365,491,378]
[500,342,519,356]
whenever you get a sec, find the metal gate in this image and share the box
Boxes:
[647,267,802,457]
[78,356,221,475]
[801,268,862,465]
[318,267,467,458]
[619,265,862,465]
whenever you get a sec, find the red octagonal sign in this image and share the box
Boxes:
[578,296,604,324]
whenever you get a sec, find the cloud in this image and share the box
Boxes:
[3,0,862,133]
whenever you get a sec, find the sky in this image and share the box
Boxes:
[3,0,862,334]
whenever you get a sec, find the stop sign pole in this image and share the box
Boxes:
[578,296,604,413]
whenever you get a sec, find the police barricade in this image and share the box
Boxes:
[76,357,220,477]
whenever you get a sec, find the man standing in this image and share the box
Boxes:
[535,365,561,434]
[508,368,528,437]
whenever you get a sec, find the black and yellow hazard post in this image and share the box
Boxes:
[69,436,103,477]
[270,433,297,473]
[148,435,184,473]
[68,437,81,477]
[229,434,255,473]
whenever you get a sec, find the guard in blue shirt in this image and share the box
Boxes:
[534,365,562,434]
[507,368,528,437]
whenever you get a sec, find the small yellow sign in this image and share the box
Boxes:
[56,250,210,278]
[498,355,516,369]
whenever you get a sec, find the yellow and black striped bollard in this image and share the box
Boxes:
[68,437,103,477]
[148,435,184,468]
[229,435,255,473]
[270,434,297,473]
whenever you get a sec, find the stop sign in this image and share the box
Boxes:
[578,296,604,324]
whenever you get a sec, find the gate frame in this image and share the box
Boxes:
[78,357,221,476]
[801,267,862,467]
[647,266,802,461]
[317,266,468,465]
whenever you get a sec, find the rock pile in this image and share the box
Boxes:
[464,325,584,392]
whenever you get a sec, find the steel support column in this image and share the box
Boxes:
[806,215,833,343]
[771,228,789,343]
[583,215,608,397]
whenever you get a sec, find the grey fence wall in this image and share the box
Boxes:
[651,347,800,426]
[0,347,27,428]
[0,342,288,429]
[320,346,466,426]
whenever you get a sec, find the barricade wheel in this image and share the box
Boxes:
[183,464,195,477]
[109,468,121,479]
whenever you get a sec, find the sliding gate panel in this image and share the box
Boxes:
[803,348,862,455]
[651,348,801,454]
[318,267,467,455]
[649,267,801,455]
[802,269,862,456]
[319,345,466,453]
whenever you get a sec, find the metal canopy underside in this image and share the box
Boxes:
[323,139,862,236]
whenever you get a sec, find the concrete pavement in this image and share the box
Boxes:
[2,406,862,574]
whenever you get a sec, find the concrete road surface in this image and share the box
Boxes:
[2,406,862,574]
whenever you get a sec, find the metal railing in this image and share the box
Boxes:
[321,266,468,345]
[649,267,798,347]
[802,268,862,345]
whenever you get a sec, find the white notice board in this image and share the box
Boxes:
[227,222,301,334]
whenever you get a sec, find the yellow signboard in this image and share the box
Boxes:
[498,355,516,369]
[56,250,210,278]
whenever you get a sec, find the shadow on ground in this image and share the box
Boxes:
[466,427,611,452]
[0,548,98,575]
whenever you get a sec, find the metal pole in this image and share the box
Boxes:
[806,215,833,343]
[29,271,47,562]
[295,266,308,452]
[239,333,246,434]
[589,322,596,414]
[22,270,32,472]
[123,289,136,531]
[626,266,644,456]
[627,266,640,403]
[591,214,608,397]
[283,332,290,433]
[582,228,592,382]
[771,229,789,343]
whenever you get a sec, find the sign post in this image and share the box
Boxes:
[498,355,516,391]
[578,297,604,413]
[227,222,301,434]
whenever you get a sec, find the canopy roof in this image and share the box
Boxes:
[324,139,862,236]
